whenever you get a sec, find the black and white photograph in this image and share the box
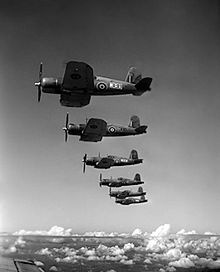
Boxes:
[0,1,220,271]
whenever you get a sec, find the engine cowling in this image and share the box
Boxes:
[41,77,62,94]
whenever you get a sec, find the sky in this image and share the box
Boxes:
[0,0,220,234]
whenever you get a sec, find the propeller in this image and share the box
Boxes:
[109,187,112,198]
[34,62,43,102]
[82,153,87,173]
[62,112,69,142]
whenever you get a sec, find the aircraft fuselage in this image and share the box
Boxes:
[67,123,147,137]
[86,157,143,169]
[99,180,144,187]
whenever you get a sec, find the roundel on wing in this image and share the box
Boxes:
[108,126,116,133]
[97,82,107,90]
[71,73,81,80]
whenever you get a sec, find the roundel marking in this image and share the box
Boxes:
[71,73,81,80]
[109,126,116,133]
[97,82,107,90]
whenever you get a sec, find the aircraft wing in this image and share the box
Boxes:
[62,61,94,91]
[14,259,44,272]
[96,157,115,168]
[60,93,91,107]
[80,118,107,142]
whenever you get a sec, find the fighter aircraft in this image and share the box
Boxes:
[35,61,152,107]
[63,113,147,142]
[99,173,144,187]
[115,195,148,205]
[83,150,143,173]
[109,186,146,199]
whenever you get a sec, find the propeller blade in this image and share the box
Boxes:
[39,62,43,79]
[38,86,41,102]
[64,129,68,142]
[66,112,69,128]
[62,113,69,142]
[83,154,87,173]
[35,62,43,103]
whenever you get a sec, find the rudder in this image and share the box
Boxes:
[125,67,142,84]
[129,149,138,160]
[134,173,141,181]
[129,115,140,128]
[138,186,143,193]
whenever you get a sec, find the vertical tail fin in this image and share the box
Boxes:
[140,195,146,202]
[138,186,143,193]
[125,67,142,84]
[134,173,141,181]
[129,149,138,160]
[128,115,140,128]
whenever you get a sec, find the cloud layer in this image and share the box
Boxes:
[1,224,219,271]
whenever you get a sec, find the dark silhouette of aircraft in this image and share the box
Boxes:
[63,113,147,142]
[109,186,146,199]
[83,150,143,173]
[35,61,152,107]
[99,173,144,187]
[115,195,148,205]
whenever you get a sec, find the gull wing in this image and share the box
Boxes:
[96,157,115,168]
[62,61,94,91]
[80,118,107,142]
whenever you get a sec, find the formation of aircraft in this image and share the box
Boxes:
[82,150,143,173]
[109,186,146,199]
[35,60,151,205]
[99,173,144,187]
[63,113,147,142]
[35,61,152,107]
[115,195,148,205]
[100,173,148,205]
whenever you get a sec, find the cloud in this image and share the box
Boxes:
[165,248,182,260]
[132,228,142,236]
[151,224,171,237]
[166,266,176,272]
[13,226,73,236]
[169,257,195,268]
[176,229,197,235]
[120,259,133,265]
[14,237,26,247]
[123,243,134,251]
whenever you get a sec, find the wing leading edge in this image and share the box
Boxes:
[80,118,107,142]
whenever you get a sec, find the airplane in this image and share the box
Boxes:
[35,61,153,107]
[63,113,147,142]
[109,186,146,199]
[115,195,148,205]
[99,173,144,187]
[82,150,143,173]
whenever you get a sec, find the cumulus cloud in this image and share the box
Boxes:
[151,224,171,237]
[132,228,142,236]
[9,223,220,270]
[120,259,133,265]
[165,248,182,260]
[14,237,26,247]
[169,257,195,268]
[13,226,73,236]
[176,229,197,235]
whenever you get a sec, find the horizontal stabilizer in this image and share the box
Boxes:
[135,77,152,92]
[135,125,147,134]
